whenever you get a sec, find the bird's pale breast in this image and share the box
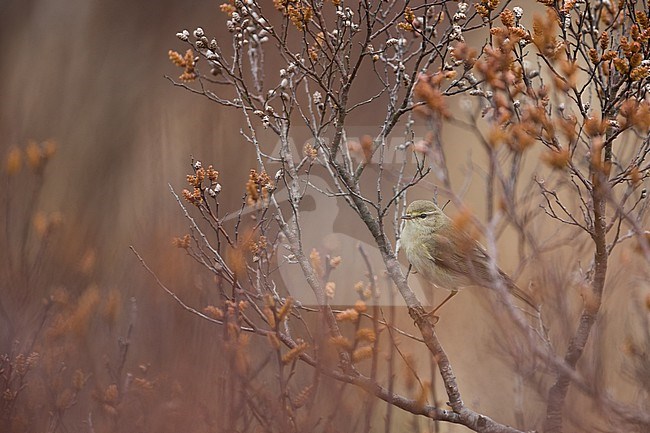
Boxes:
[402,222,456,289]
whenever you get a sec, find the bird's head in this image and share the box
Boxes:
[401,200,447,231]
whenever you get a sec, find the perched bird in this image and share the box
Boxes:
[400,200,538,315]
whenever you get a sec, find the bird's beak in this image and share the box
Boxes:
[401,214,413,220]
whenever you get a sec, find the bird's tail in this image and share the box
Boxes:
[502,272,539,312]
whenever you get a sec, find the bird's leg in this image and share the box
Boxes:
[406,263,414,279]
[427,288,458,318]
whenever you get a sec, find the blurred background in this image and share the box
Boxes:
[0,1,510,430]
[1,1,647,432]
[0,1,262,431]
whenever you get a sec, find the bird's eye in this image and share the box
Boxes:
[418,213,427,219]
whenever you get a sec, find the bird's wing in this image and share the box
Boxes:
[425,232,538,311]
[425,232,490,280]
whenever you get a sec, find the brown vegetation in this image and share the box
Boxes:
[2,1,650,433]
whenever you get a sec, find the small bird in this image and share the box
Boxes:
[400,200,538,315]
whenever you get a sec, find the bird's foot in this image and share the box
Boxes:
[423,309,440,325]
[412,307,439,326]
